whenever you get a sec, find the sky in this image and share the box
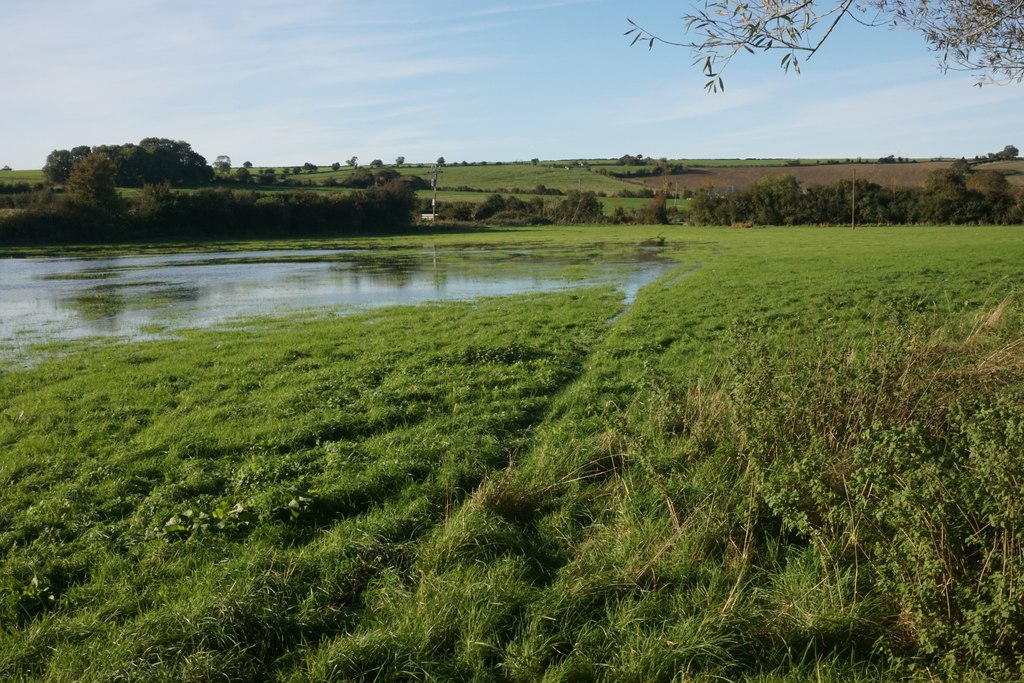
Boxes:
[3,0,1023,169]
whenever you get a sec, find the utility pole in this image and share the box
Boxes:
[851,166,857,230]
[431,163,442,219]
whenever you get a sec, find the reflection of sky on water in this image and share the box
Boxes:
[0,248,677,345]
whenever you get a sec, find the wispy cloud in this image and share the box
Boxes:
[2,0,1023,168]
[464,0,597,17]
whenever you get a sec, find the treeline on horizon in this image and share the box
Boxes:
[0,138,425,244]
[0,183,419,245]
[2,137,1023,244]
[0,134,671,243]
[685,164,1023,226]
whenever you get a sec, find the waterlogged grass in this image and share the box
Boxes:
[3,225,1024,680]
[0,288,619,680]
[0,223,687,259]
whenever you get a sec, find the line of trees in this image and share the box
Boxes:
[688,169,1023,226]
[975,144,1020,163]
[427,191,673,226]
[0,182,419,245]
[0,139,431,244]
[428,191,606,225]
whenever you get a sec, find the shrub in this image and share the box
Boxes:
[716,300,1024,677]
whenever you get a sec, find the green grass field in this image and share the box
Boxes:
[3,224,1024,680]
[0,169,45,184]
[259,162,643,194]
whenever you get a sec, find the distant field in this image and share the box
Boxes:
[286,162,641,194]
[298,159,967,195]
[601,195,690,214]
[640,160,954,192]
[975,159,1024,186]
[676,157,942,167]
[0,169,44,184]
[7,156,1020,198]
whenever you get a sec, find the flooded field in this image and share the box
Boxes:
[1,245,677,346]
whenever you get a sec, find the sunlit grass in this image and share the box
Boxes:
[2,225,1024,680]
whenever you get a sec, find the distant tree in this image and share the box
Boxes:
[257,167,276,184]
[923,167,975,223]
[137,181,172,217]
[292,166,302,175]
[998,145,1020,160]
[43,148,73,183]
[67,138,214,187]
[331,162,341,171]
[242,161,253,168]
[372,169,401,187]
[436,156,446,166]
[43,146,91,184]
[347,156,358,167]
[234,167,251,183]
[638,192,669,224]
[133,138,212,186]
[531,158,540,165]
[438,202,474,221]
[344,168,375,189]
[968,169,1011,194]
[967,169,1015,221]
[474,193,507,221]
[66,153,120,211]
[303,162,318,173]
[553,190,604,224]
[370,159,384,168]
[688,186,729,225]
[214,155,232,175]
[395,156,405,167]
[751,174,802,224]
[1,165,10,171]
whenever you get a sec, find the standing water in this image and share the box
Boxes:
[1,246,678,347]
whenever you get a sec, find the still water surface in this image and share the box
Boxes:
[1,247,677,345]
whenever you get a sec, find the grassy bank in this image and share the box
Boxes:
[2,225,1024,680]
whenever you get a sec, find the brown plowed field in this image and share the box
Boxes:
[975,160,1024,186]
[639,161,952,192]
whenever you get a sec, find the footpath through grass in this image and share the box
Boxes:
[2,225,1024,681]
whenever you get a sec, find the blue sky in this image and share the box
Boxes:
[3,0,1022,169]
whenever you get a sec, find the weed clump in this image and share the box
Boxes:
[712,297,1024,678]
